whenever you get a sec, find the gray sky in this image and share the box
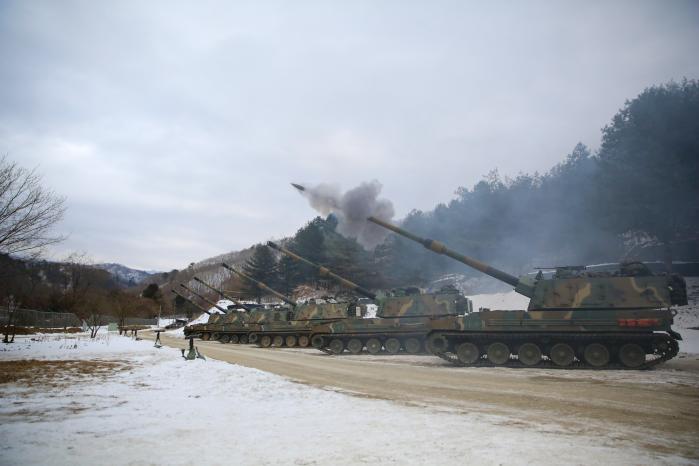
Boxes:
[1,0,698,270]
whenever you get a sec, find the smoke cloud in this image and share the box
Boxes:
[295,180,395,249]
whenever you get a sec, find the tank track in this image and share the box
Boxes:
[431,332,679,370]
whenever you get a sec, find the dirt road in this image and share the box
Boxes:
[149,333,699,459]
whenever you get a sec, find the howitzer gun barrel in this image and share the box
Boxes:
[367,216,532,297]
[222,263,298,307]
[193,277,252,311]
[179,283,228,313]
[170,289,210,314]
[267,241,376,299]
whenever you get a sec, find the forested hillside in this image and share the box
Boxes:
[224,80,699,300]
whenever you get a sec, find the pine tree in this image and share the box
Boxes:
[277,254,300,296]
[290,217,327,284]
[597,79,699,269]
[242,244,279,302]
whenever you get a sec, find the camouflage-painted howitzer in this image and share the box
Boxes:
[177,285,227,341]
[223,257,355,348]
[191,277,254,344]
[368,216,687,369]
[268,241,469,355]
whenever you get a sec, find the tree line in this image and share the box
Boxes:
[237,80,699,298]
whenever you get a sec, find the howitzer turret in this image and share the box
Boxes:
[222,263,298,307]
[368,216,687,311]
[193,276,252,311]
[368,216,534,297]
[267,241,376,299]
[179,283,229,313]
[171,289,210,315]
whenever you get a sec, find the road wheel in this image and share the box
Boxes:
[347,338,363,354]
[230,334,239,344]
[518,343,542,366]
[329,338,344,354]
[248,333,258,343]
[584,343,610,368]
[550,343,574,367]
[456,342,480,364]
[201,333,210,341]
[298,335,310,347]
[219,335,230,344]
[366,338,382,354]
[487,342,510,365]
[260,335,272,348]
[285,335,298,347]
[404,338,423,354]
[239,335,248,344]
[619,343,645,368]
[311,335,324,348]
[385,338,401,354]
[272,336,284,347]
[427,334,448,354]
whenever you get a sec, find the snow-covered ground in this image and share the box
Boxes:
[1,334,693,466]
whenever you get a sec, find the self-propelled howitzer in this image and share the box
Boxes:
[191,277,254,343]
[368,216,687,368]
[179,283,232,342]
[223,261,351,348]
[269,241,469,355]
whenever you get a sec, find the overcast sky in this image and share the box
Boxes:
[1,1,698,271]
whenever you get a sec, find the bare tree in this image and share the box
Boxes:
[0,156,66,256]
[2,295,19,344]
[60,254,109,338]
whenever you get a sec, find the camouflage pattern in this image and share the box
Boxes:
[220,257,356,347]
[308,288,472,355]
[268,240,464,352]
[249,303,355,347]
[294,302,353,320]
[528,275,681,310]
[194,307,292,343]
[366,216,687,368]
[378,288,470,317]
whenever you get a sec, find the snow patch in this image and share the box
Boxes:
[469,290,530,311]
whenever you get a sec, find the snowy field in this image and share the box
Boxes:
[1,334,694,466]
